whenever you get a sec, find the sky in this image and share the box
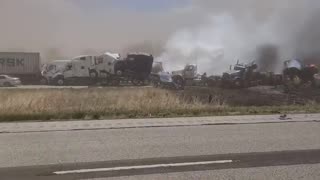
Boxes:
[0,0,191,60]
[1,0,320,74]
[75,0,187,11]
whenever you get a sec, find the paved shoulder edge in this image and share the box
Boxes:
[0,114,319,133]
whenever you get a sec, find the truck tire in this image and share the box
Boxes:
[151,77,160,88]
[56,78,65,86]
[116,70,122,76]
[172,76,184,90]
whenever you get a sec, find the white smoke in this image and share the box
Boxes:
[157,0,320,74]
[157,14,273,74]
[2,0,320,72]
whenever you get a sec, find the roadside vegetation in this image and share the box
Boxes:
[0,87,319,122]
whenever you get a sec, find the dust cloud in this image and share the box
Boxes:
[158,0,320,74]
[1,0,320,73]
[0,0,178,62]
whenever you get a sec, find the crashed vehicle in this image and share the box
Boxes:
[283,59,319,88]
[41,56,97,86]
[113,53,154,85]
[150,62,183,89]
[221,61,259,88]
[151,72,178,89]
[42,52,154,86]
[42,54,116,86]
[171,64,208,88]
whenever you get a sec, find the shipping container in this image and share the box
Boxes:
[0,52,41,84]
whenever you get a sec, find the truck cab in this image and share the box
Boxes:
[222,61,258,88]
[72,55,98,78]
[94,52,120,77]
[172,64,199,88]
[172,64,198,80]
[42,60,73,85]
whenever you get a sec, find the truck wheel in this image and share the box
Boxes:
[173,76,184,89]
[56,78,65,86]
[116,70,122,76]
[152,78,160,88]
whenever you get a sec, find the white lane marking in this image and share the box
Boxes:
[54,160,233,175]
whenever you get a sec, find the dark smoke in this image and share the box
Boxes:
[293,10,320,65]
[255,44,279,72]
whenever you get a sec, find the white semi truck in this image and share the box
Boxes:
[42,52,153,86]
[41,53,117,85]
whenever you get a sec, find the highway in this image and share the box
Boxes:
[0,114,320,179]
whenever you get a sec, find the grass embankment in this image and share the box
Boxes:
[0,88,319,122]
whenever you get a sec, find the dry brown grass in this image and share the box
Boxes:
[0,87,319,121]
[0,88,211,121]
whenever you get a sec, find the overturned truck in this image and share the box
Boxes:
[221,60,282,88]
[150,62,183,89]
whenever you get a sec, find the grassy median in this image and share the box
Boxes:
[0,87,319,122]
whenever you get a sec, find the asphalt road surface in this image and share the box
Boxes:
[0,114,320,179]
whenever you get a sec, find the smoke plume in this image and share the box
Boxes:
[1,0,320,74]
[158,0,320,74]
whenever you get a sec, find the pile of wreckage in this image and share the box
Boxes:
[150,58,320,91]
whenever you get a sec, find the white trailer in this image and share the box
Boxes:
[0,52,41,84]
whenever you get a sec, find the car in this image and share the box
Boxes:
[0,75,21,87]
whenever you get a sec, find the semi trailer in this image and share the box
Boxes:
[0,52,41,84]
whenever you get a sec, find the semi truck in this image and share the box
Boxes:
[0,52,41,84]
[171,64,208,88]
[42,52,153,86]
[221,60,283,88]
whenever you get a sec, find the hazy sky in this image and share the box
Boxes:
[0,0,193,60]
[1,0,320,73]
[75,0,187,11]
